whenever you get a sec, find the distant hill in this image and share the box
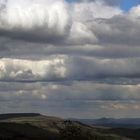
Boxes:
[0,113,139,140]
[70,118,140,128]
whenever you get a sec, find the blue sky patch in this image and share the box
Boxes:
[120,0,139,11]
[66,0,140,11]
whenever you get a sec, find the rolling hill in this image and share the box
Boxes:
[0,113,138,140]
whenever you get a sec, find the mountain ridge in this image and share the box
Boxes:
[70,117,140,128]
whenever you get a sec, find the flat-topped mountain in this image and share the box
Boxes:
[0,113,41,120]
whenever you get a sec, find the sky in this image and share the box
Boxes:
[120,0,139,11]
[0,0,140,119]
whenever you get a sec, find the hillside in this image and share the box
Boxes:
[0,113,137,140]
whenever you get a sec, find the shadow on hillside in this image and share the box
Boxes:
[0,122,58,140]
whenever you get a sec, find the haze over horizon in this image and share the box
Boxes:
[0,0,140,119]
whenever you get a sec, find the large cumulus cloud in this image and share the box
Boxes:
[0,57,66,81]
[0,0,70,42]
[0,0,122,43]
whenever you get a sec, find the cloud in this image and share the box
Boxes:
[0,0,122,44]
[0,81,140,118]
[0,0,70,42]
[1,56,140,85]
[92,15,140,46]
[67,22,98,45]
[0,1,139,85]
[75,0,122,6]
[129,5,140,17]
[0,57,66,81]
[71,1,122,20]
[0,0,140,118]
[101,101,140,111]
